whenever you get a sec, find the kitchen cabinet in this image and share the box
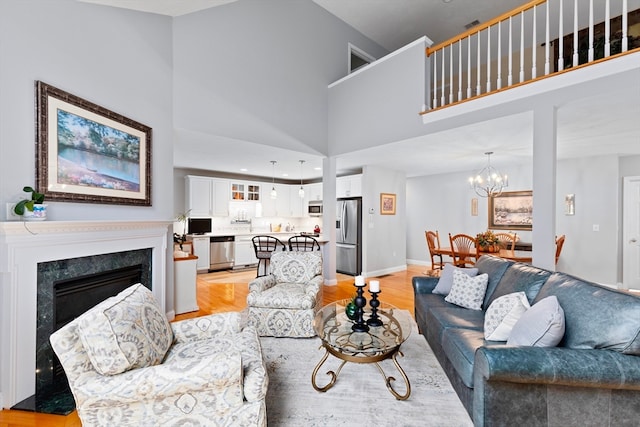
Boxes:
[234,235,258,268]
[337,174,362,198]
[185,176,230,217]
[231,181,260,201]
[289,187,305,217]
[191,236,210,273]
[261,183,290,217]
[305,183,322,202]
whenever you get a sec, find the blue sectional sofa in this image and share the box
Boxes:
[413,255,640,427]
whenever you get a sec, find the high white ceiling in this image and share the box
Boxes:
[78,0,640,181]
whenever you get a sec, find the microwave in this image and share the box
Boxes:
[308,200,323,217]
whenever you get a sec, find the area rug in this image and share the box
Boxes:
[259,312,473,426]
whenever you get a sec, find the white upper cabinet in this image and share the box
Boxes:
[212,180,230,216]
[305,183,323,202]
[186,176,230,217]
[231,181,261,201]
[289,186,305,217]
[337,174,362,198]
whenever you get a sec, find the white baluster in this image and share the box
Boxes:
[458,39,463,101]
[559,0,564,71]
[520,11,525,82]
[433,50,437,108]
[441,48,446,106]
[449,44,454,104]
[467,35,472,99]
[605,0,610,57]
[623,0,628,52]
[476,31,481,96]
[508,16,513,86]
[532,4,537,79]
[545,1,550,75]
[573,0,579,67]
[588,0,594,62]
[486,25,491,92]
[497,21,502,89]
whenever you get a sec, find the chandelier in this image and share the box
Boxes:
[270,161,277,199]
[298,160,305,198]
[468,152,508,197]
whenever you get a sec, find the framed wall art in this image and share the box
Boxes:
[380,193,396,215]
[488,190,532,230]
[35,81,152,206]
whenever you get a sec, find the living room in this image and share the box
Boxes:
[1,0,640,424]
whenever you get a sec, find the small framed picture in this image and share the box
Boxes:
[565,194,575,215]
[380,193,396,215]
[471,198,478,216]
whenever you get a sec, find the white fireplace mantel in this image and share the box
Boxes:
[0,220,171,409]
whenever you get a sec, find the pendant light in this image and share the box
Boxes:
[270,161,277,199]
[298,160,305,198]
[468,151,508,197]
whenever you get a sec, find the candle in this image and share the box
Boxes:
[369,280,380,293]
[355,275,365,287]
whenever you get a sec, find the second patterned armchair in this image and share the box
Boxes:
[246,251,323,337]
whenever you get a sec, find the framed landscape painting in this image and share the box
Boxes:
[488,190,532,230]
[35,81,152,206]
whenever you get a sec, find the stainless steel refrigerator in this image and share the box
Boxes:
[336,197,362,275]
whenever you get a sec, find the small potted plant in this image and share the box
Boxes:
[477,230,499,252]
[13,186,47,220]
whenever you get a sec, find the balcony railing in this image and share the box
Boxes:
[423,0,640,112]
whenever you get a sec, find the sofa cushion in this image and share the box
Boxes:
[271,251,322,283]
[77,283,173,376]
[427,304,486,339]
[475,255,514,309]
[484,292,530,341]
[442,328,505,388]
[445,271,489,310]
[485,263,551,308]
[433,263,478,295]
[534,273,640,355]
[507,296,565,347]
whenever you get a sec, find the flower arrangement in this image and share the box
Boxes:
[477,230,499,249]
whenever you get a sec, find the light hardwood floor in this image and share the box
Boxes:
[0,264,427,426]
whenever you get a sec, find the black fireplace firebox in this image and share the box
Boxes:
[11,249,152,415]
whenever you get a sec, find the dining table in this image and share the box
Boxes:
[435,247,532,263]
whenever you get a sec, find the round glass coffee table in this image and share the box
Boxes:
[311,299,412,400]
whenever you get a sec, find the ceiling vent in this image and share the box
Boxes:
[464,20,480,30]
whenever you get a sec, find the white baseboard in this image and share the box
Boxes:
[364,264,407,278]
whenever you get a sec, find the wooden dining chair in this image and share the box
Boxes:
[495,232,517,250]
[449,233,478,267]
[425,230,444,271]
[555,235,566,264]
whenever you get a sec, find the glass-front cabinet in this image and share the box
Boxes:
[231,183,245,200]
[231,182,260,201]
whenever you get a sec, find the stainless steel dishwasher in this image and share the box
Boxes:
[209,236,235,271]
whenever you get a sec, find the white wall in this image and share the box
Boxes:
[407,155,626,285]
[361,165,406,276]
[0,0,174,222]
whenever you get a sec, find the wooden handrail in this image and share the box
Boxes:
[426,0,547,56]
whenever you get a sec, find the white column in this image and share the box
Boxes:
[322,157,337,285]
[532,105,558,270]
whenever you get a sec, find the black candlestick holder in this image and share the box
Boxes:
[351,283,369,332]
[366,291,383,327]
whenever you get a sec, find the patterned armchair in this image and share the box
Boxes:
[50,283,268,427]
[246,251,323,337]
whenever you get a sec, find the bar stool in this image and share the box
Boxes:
[288,235,320,251]
[252,235,286,277]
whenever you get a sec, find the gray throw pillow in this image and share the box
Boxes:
[433,263,479,295]
[507,296,565,347]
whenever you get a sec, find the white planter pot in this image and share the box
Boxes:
[23,204,47,221]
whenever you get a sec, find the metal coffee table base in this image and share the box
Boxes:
[311,343,411,400]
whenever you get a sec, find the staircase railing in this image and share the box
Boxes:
[423,0,639,112]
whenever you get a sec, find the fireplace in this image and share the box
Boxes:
[0,221,170,412]
[10,249,153,414]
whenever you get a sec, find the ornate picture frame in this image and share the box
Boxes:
[35,81,152,206]
[380,193,396,215]
[488,190,532,230]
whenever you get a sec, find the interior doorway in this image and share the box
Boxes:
[622,176,640,289]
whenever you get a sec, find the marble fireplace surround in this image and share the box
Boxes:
[0,220,171,409]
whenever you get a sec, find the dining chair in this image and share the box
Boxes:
[252,235,286,277]
[449,233,478,267]
[555,235,566,264]
[425,230,444,271]
[494,232,517,250]
[288,235,321,251]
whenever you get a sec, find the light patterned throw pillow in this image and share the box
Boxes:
[433,264,479,295]
[444,270,489,310]
[484,292,530,341]
[507,296,565,347]
[77,283,173,376]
